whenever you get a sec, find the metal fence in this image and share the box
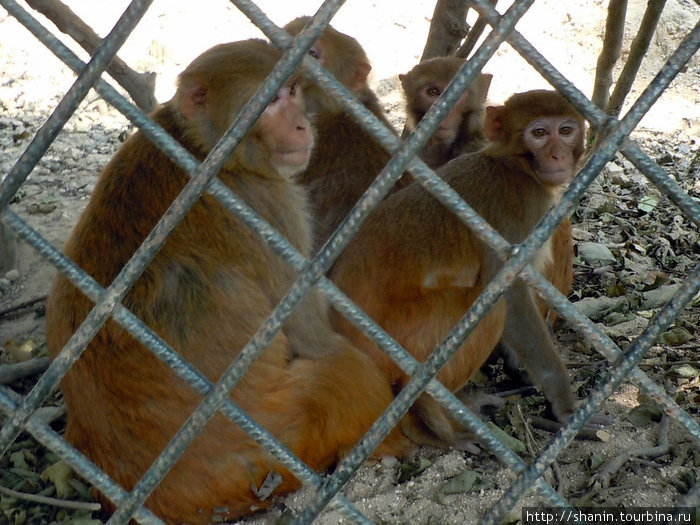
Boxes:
[0,0,698,523]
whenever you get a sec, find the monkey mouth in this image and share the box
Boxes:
[276,147,311,159]
[536,168,571,185]
[273,147,313,170]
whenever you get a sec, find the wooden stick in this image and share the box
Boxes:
[529,416,613,442]
[0,484,101,511]
[0,296,46,320]
[0,358,50,384]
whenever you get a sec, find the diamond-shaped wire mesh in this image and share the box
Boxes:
[0,0,698,523]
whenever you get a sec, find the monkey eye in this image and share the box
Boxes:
[531,128,548,138]
[309,47,321,60]
[289,83,297,96]
[426,85,442,97]
[559,126,573,135]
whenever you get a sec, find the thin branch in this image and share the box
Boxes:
[0,296,46,321]
[518,406,565,494]
[529,416,613,441]
[0,484,101,511]
[589,0,628,140]
[25,0,157,112]
[455,0,499,58]
[605,0,667,119]
[589,414,671,491]
[0,358,50,384]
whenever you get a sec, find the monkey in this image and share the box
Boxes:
[329,90,585,449]
[283,17,403,252]
[539,218,573,324]
[399,56,493,169]
[400,57,573,326]
[46,39,409,525]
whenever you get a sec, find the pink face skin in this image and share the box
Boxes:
[258,82,314,177]
[522,116,581,185]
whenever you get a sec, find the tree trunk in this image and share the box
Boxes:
[589,0,628,141]
[421,0,470,61]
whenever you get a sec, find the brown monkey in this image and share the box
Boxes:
[46,39,408,525]
[284,17,401,252]
[401,57,572,324]
[540,218,573,324]
[399,56,493,169]
[330,90,584,449]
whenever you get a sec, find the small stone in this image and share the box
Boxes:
[605,162,624,175]
[4,269,20,282]
[0,277,11,292]
[380,456,399,469]
[677,143,691,155]
[578,241,616,264]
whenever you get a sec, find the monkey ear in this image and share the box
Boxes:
[484,105,505,142]
[350,60,371,92]
[398,73,408,91]
[473,73,493,103]
[176,74,209,120]
[481,73,493,92]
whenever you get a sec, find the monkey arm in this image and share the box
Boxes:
[499,277,577,421]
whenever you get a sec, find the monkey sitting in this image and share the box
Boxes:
[330,90,586,451]
[400,56,493,168]
[46,39,408,524]
[400,57,573,326]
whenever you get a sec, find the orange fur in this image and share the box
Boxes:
[284,17,406,252]
[401,59,573,324]
[330,91,585,448]
[47,39,407,524]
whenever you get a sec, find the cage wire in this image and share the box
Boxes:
[0,0,698,523]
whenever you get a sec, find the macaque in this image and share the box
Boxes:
[540,219,573,324]
[330,90,585,449]
[46,39,408,525]
[400,56,492,169]
[401,57,573,325]
[284,17,401,251]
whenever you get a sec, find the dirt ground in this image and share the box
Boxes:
[0,0,699,524]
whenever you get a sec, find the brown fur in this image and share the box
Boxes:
[285,17,404,252]
[402,60,573,323]
[46,39,407,525]
[400,56,492,168]
[330,90,585,449]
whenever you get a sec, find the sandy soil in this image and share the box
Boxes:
[0,1,698,524]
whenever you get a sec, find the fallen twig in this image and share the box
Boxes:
[589,414,671,491]
[0,357,50,384]
[528,416,613,442]
[495,385,538,398]
[551,460,564,496]
[565,359,608,368]
[32,405,66,425]
[517,406,566,494]
[0,296,46,320]
[638,360,700,368]
[0,484,101,511]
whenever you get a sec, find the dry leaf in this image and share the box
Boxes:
[438,470,480,496]
[41,460,75,498]
[486,422,527,454]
